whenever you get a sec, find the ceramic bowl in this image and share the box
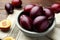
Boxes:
[16,10,55,37]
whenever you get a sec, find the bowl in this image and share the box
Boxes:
[16,10,55,37]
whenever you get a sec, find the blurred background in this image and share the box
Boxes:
[0,0,60,21]
[0,0,60,9]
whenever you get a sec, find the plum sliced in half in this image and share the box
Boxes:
[0,19,11,32]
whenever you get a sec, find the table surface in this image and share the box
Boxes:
[0,0,60,40]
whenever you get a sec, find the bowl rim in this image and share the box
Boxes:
[16,10,55,35]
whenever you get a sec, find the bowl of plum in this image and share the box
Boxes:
[16,4,56,37]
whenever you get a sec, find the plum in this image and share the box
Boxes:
[30,6,43,19]
[43,8,54,19]
[19,15,32,30]
[51,3,60,13]
[5,3,14,14]
[12,0,22,8]
[33,16,49,32]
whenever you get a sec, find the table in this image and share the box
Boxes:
[0,0,60,40]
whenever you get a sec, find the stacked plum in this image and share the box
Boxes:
[19,4,60,32]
